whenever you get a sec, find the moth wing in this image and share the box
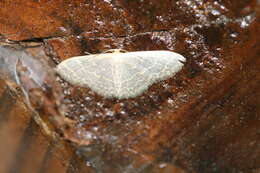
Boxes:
[56,55,116,97]
[112,51,185,98]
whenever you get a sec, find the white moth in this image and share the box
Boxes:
[56,50,186,99]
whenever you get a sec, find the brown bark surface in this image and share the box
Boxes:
[0,0,259,173]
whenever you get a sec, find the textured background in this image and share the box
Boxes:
[0,0,259,173]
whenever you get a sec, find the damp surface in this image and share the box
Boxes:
[0,0,259,173]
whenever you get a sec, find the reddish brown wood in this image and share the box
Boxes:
[0,1,259,173]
